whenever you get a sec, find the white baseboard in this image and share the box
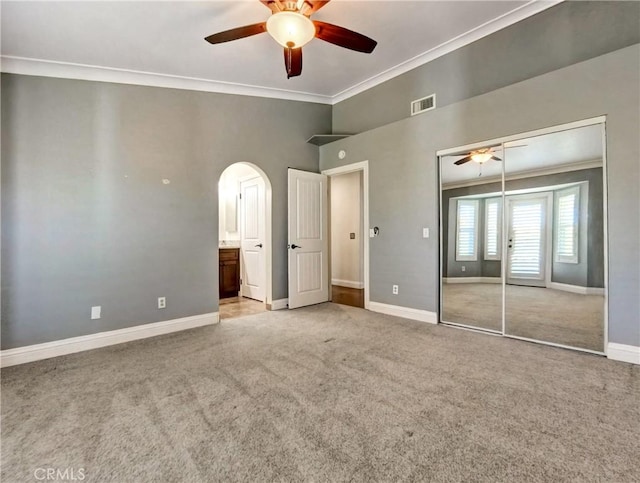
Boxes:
[269,298,289,311]
[443,277,502,284]
[331,279,365,289]
[368,301,437,324]
[0,312,219,368]
[607,343,640,365]
[549,282,605,295]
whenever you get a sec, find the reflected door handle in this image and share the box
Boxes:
[255,243,263,248]
[290,244,301,249]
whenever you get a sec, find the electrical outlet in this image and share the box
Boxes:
[392,285,399,295]
[461,266,466,272]
[158,297,166,309]
[423,227,430,238]
[91,306,101,320]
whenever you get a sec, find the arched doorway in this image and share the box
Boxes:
[218,162,272,319]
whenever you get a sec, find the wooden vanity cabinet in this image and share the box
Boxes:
[219,248,240,299]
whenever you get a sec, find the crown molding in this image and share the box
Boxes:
[0,0,562,105]
[331,0,563,104]
[0,56,334,105]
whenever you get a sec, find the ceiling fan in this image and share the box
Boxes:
[204,0,378,78]
[453,143,528,166]
[454,148,502,166]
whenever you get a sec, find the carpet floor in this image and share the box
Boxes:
[442,283,604,351]
[2,303,638,482]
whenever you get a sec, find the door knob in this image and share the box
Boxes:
[290,244,301,249]
[255,243,263,248]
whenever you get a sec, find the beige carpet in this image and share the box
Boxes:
[2,303,638,482]
[443,283,604,351]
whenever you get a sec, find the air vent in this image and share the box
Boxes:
[411,94,436,116]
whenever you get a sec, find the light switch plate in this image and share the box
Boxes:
[423,228,430,238]
[369,228,376,238]
[91,306,101,320]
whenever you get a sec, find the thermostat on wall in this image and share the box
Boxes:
[338,150,346,160]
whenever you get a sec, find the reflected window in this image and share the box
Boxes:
[456,199,479,261]
[484,198,502,260]
[555,186,580,264]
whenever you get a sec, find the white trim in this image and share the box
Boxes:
[0,56,332,105]
[607,343,640,365]
[269,298,289,311]
[443,277,502,284]
[600,123,609,351]
[0,1,560,106]
[322,161,370,310]
[437,117,608,157]
[505,334,605,356]
[332,0,562,104]
[442,160,604,190]
[0,312,219,368]
[331,279,364,289]
[368,302,437,324]
[549,282,605,296]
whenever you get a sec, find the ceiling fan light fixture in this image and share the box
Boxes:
[266,11,316,49]
[471,152,492,164]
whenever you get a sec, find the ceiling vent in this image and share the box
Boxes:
[411,94,436,116]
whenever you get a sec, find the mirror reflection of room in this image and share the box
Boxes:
[503,125,605,352]
[440,123,606,353]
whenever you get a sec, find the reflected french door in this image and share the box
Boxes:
[506,194,551,287]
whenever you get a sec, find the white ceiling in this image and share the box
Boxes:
[441,124,604,185]
[1,0,556,103]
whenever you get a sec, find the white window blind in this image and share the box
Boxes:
[555,186,580,264]
[509,200,544,278]
[456,199,479,261]
[484,198,501,260]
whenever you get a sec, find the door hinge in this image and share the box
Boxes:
[239,193,242,199]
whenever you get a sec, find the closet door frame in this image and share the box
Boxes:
[437,116,608,356]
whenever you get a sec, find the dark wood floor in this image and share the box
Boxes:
[331,285,364,308]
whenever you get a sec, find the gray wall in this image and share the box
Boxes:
[443,168,604,288]
[333,1,640,134]
[320,44,640,347]
[1,74,331,349]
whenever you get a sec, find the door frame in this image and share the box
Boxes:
[437,115,609,356]
[218,162,273,308]
[321,161,370,310]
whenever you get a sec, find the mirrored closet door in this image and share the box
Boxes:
[440,146,504,333]
[439,120,607,354]
[503,124,606,353]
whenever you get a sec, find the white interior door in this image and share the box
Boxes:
[288,169,329,309]
[506,194,551,287]
[240,176,265,302]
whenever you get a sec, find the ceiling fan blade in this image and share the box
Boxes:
[491,156,502,161]
[205,23,267,44]
[284,47,303,78]
[454,156,472,165]
[304,0,331,15]
[259,1,279,13]
[313,21,377,53]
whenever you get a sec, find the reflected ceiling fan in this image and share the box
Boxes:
[454,143,528,166]
[204,0,377,78]
[454,148,501,166]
